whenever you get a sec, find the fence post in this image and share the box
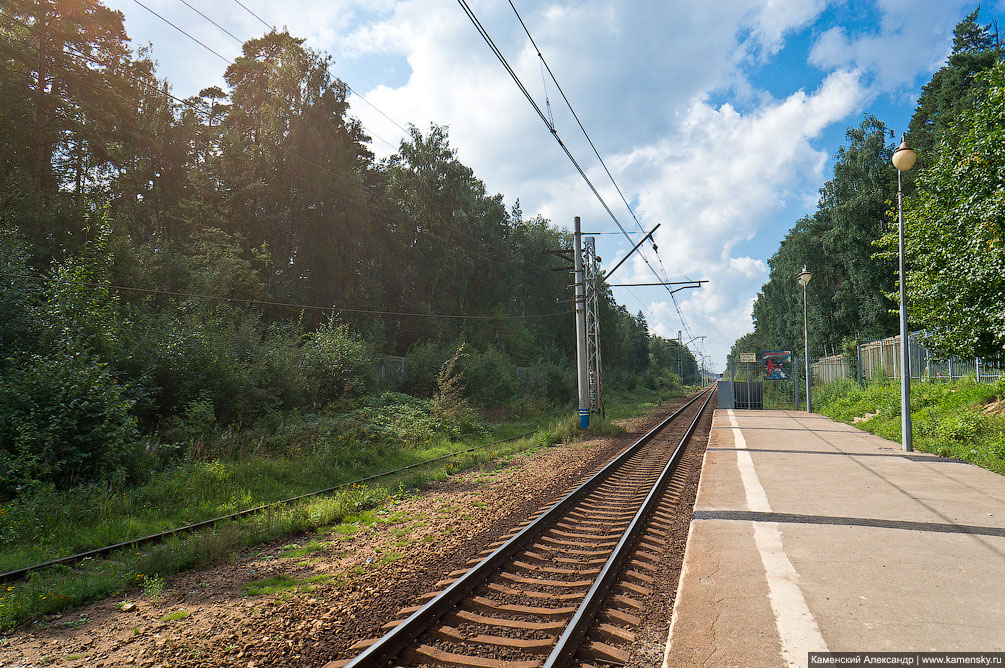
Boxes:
[948,358,954,382]
[795,355,800,411]
[857,344,863,386]
[976,357,982,383]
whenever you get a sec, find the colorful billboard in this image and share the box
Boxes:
[762,350,792,380]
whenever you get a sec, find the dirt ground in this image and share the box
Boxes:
[0,402,693,668]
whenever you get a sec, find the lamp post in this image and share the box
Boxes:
[796,266,812,412]
[892,133,917,452]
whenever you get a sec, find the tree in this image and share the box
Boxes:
[900,60,1005,358]
[746,117,898,359]
[0,0,140,261]
[909,8,1001,156]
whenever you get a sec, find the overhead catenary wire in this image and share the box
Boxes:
[1,273,571,321]
[506,1,697,337]
[460,0,695,337]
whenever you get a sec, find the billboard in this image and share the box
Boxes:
[762,350,792,380]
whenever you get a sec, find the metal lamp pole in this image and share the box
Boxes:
[797,266,813,412]
[892,134,917,452]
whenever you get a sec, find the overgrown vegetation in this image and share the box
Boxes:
[0,387,673,630]
[0,0,701,631]
[814,377,1005,474]
[0,0,698,498]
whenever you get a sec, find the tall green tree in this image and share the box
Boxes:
[909,8,1001,156]
[900,60,1005,358]
[747,116,897,359]
[0,0,140,261]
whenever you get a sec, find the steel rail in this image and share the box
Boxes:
[544,386,715,667]
[343,386,714,668]
[0,430,540,585]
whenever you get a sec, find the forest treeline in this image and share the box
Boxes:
[0,0,697,495]
[730,9,1004,365]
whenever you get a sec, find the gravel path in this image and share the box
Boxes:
[1,399,695,668]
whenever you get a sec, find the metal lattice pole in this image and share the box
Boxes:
[584,237,604,418]
[573,217,590,429]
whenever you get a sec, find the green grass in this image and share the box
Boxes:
[814,376,1005,474]
[242,575,296,596]
[160,609,191,622]
[276,539,327,559]
[0,387,684,630]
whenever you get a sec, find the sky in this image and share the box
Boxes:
[103,0,1004,373]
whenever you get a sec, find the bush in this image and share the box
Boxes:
[402,340,459,396]
[0,353,143,494]
[300,318,375,405]
[522,359,575,405]
[460,346,519,406]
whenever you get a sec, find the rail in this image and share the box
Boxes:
[343,385,715,667]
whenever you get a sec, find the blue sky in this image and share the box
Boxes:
[103,0,1004,371]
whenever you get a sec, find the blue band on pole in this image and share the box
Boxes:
[579,409,589,429]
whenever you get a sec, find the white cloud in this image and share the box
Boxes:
[335,1,866,366]
[746,0,829,57]
[808,0,979,93]
[613,69,863,364]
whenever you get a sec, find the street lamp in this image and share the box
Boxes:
[796,266,812,412]
[892,133,917,452]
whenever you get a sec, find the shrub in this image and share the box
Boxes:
[460,346,519,406]
[300,318,375,406]
[0,353,143,494]
[403,340,459,396]
[522,360,575,405]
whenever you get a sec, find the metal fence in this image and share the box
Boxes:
[808,331,1005,387]
[811,354,853,385]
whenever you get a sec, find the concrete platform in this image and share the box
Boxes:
[663,409,1005,667]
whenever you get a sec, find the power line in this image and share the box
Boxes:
[132,0,230,64]
[189,2,405,149]
[176,0,244,44]
[458,0,694,338]
[138,0,399,151]
[2,12,574,317]
[0,33,566,293]
[227,0,410,138]
[1,31,569,301]
[1,14,218,121]
[2,273,571,321]
[231,0,273,32]
[505,1,696,336]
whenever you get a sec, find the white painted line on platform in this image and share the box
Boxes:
[727,409,828,666]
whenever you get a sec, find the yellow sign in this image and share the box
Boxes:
[739,353,756,363]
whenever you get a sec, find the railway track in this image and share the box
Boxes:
[329,386,715,668]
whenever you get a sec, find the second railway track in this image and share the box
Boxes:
[329,386,715,668]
